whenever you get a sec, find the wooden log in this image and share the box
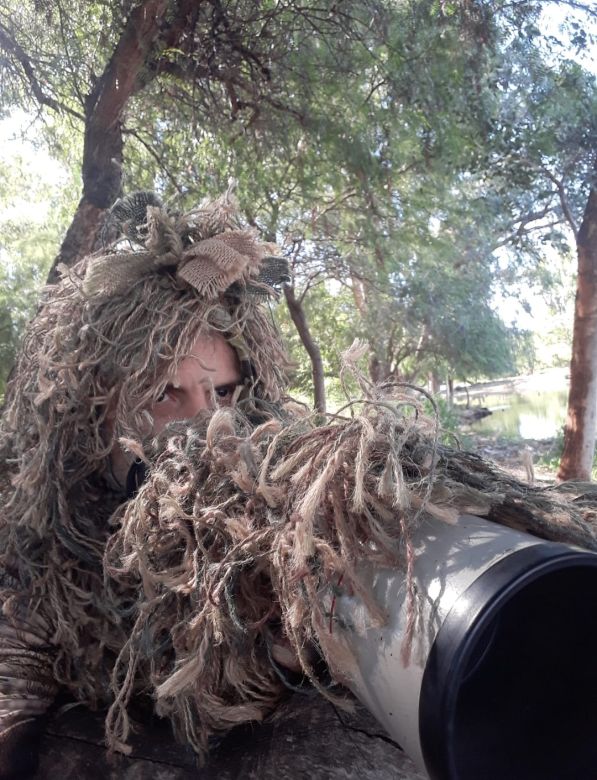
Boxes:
[35,694,427,779]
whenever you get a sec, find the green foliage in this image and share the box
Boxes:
[0,132,76,394]
[424,396,462,445]
[276,282,359,394]
[0,0,595,404]
[0,258,43,395]
[537,429,565,473]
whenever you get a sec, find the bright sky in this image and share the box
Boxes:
[539,2,597,75]
[0,110,69,224]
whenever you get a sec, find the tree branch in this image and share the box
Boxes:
[79,0,172,211]
[548,0,597,18]
[0,21,85,121]
[55,0,86,107]
[49,0,172,278]
[298,269,325,303]
[161,0,202,50]
[540,166,579,239]
[123,127,185,195]
[88,0,170,132]
[491,204,566,251]
[284,283,326,413]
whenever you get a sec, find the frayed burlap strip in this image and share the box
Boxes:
[177,231,266,298]
[0,224,291,717]
[84,205,273,301]
[102,397,597,758]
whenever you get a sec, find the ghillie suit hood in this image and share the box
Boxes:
[0,187,290,706]
[103,381,597,757]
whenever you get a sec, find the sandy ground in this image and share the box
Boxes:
[465,431,559,484]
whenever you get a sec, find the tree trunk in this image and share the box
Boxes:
[446,375,454,407]
[369,354,393,384]
[283,284,326,413]
[350,274,367,317]
[349,273,396,386]
[428,372,440,395]
[558,170,597,482]
[47,0,170,281]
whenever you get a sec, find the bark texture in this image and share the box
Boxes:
[35,695,426,779]
[47,0,170,281]
[284,284,327,413]
[558,169,597,481]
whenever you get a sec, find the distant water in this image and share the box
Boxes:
[469,389,569,440]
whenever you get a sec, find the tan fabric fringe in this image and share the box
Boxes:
[102,399,597,758]
[84,190,278,301]
[0,195,290,718]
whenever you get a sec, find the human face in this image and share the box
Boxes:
[150,332,241,434]
[108,332,241,488]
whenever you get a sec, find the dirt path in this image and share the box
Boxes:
[463,432,559,484]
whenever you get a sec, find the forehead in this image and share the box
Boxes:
[173,331,239,380]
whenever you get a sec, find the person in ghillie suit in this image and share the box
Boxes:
[1,188,597,777]
[0,188,293,775]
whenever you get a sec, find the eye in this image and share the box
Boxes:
[156,385,174,404]
[215,383,238,401]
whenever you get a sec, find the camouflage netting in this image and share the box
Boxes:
[102,388,597,757]
[0,188,290,707]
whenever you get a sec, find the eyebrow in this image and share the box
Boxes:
[168,373,241,391]
[206,372,241,387]
[157,376,239,401]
